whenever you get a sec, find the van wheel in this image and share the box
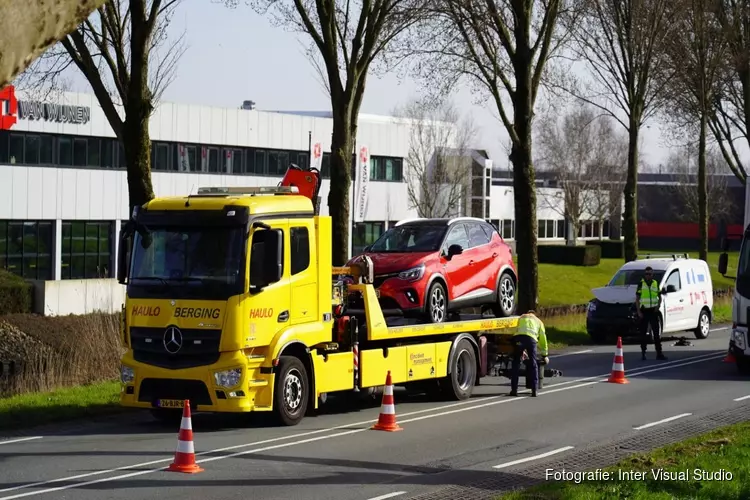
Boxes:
[442,338,477,400]
[694,309,710,339]
[425,281,448,323]
[491,273,516,317]
[273,356,309,426]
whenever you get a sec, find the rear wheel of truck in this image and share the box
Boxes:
[442,338,477,400]
[273,356,309,426]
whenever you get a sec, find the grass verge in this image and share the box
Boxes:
[0,380,123,430]
[497,420,750,500]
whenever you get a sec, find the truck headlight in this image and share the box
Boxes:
[120,365,135,384]
[214,368,242,388]
[399,264,425,282]
[588,301,597,313]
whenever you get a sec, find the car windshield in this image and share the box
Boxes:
[368,225,447,252]
[130,226,244,286]
[608,268,665,286]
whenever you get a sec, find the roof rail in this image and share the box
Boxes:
[194,185,300,196]
[641,253,689,261]
[395,218,423,226]
[447,216,488,225]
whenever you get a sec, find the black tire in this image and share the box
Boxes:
[491,273,516,317]
[273,356,309,426]
[149,409,183,424]
[442,338,477,400]
[693,308,710,339]
[424,281,448,323]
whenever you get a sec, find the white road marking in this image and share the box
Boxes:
[733,395,750,402]
[634,413,692,430]
[550,349,593,358]
[0,351,726,500]
[493,446,575,469]
[711,327,730,332]
[365,492,407,500]
[0,437,42,446]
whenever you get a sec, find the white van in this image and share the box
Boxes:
[586,254,714,343]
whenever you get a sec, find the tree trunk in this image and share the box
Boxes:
[622,122,640,262]
[698,111,708,261]
[123,112,155,213]
[510,83,538,313]
[328,111,353,266]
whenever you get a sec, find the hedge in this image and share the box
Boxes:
[538,244,601,266]
[0,270,33,315]
[586,239,624,259]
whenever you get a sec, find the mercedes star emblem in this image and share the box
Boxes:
[163,326,183,354]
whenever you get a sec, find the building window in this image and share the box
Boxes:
[370,157,403,181]
[502,219,515,240]
[352,222,384,255]
[61,221,112,279]
[9,133,24,163]
[152,142,170,171]
[87,138,101,167]
[602,220,610,238]
[0,220,54,280]
[290,226,310,275]
[557,219,566,239]
[537,219,556,239]
[24,135,40,164]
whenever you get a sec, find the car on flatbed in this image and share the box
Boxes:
[348,217,518,323]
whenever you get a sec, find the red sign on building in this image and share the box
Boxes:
[0,85,18,131]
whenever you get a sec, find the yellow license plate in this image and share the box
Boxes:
[157,399,185,409]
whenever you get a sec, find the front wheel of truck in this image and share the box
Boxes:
[273,356,310,426]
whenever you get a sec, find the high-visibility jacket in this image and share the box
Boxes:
[637,278,660,309]
[516,313,548,357]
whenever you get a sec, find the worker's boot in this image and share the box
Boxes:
[509,389,518,397]
[641,351,647,361]
[656,352,667,361]
[531,388,538,397]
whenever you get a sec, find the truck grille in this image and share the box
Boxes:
[130,326,221,370]
[138,378,213,406]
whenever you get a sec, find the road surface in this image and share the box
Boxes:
[0,324,748,500]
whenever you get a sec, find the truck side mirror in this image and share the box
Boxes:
[250,228,284,291]
[718,252,728,276]
[117,229,131,285]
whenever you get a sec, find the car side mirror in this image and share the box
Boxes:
[718,252,728,276]
[664,284,676,294]
[446,244,463,259]
[250,228,284,292]
[116,228,131,285]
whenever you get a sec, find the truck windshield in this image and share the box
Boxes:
[130,226,244,288]
[736,236,750,297]
[608,269,665,286]
[368,225,447,252]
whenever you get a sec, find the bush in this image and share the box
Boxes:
[0,312,122,397]
[587,239,624,259]
[538,244,601,266]
[0,270,33,315]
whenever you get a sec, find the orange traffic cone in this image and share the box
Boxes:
[723,350,736,363]
[167,400,204,473]
[607,337,629,384]
[371,371,402,432]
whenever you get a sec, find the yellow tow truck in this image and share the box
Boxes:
[116,166,555,425]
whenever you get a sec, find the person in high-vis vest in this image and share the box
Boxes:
[509,310,548,397]
[636,266,667,361]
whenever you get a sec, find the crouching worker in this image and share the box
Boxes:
[509,310,549,397]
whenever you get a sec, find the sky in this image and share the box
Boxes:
[60,2,726,173]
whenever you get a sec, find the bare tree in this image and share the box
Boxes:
[236,0,425,265]
[392,98,476,218]
[0,1,109,88]
[16,0,186,210]
[665,146,734,231]
[556,0,679,262]
[411,0,566,313]
[536,105,627,242]
[709,2,750,185]
[659,0,728,261]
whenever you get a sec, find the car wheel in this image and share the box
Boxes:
[694,308,710,339]
[491,273,516,317]
[425,281,448,323]
[441,338,477,400]
[273,356,309,426]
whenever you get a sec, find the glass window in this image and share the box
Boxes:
[665,270,681,291]
[480,222,495,241]
[24,135,40,164]
[467,223,490,248]
[608,268,665,286]
[60,221,112,279]
[224,149,242,173]
[9,133,24,163]
[443,224,470,250]
[353,222,385,255]
[370,157,383,181]
[73,138,87,166]
[321,152,331,178]
[593,220,600,238]
[117,141,126,169]
[40,135,54,164]
[185,146,197,172]
[557,220,566,239]
[254,150,267,175]
[602,220,611,237]
[101,139,114,168]
[153,143,169,171]
[0,130,8,163]
[87,138,101,167]
[502,220,514,240]
[290,226,310,275]
[207,147,220,173]
[0,220,53,280]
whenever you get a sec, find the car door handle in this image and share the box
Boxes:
[679,299,683,302]
[278,310,289,322]
[469,260,474,265]
[492,253,498,258]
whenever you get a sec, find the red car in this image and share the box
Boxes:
[349,217,518,323]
